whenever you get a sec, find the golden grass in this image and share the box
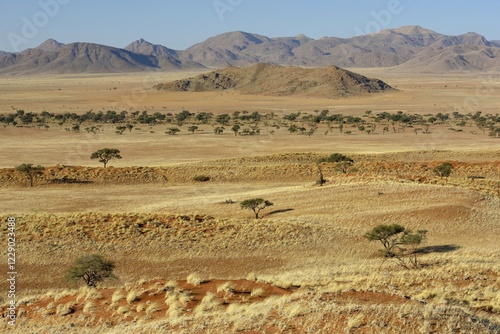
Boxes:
[55,302,75,316]
[145,302,160,315]
[250,287,266,298]
[116,305,130,315]
[0,69,499,333]
[111,290,125,303]
[195,292,223,315]
[83,301,96,314]
[186,273,206,287]
[126,290,140,304]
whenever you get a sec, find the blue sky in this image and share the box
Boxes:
[0,0,499,52]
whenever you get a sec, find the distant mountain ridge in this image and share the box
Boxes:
[0,26,499,74]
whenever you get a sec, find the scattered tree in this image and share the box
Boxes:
[115,125,126,134]
[240,198,273,219]
[15,163,44,187]
[90,148,122,168]
[288,124,298,134]
[364,224,427,269]
[187,126,199,134]
[318,153,354,163]
[166,127,180,135]
[433,162,453,177]
[399,229,428,268]
[231,124,241,136]
[215,114,231,126]
[65,254,116,287]
[364,224,406,257]
[214,127,224,135]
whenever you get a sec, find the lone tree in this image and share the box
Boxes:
[364,224,428,269]
[364,224,406,257]
[15,163,44,187]
[90,148,122,168]
[240,198,273,219]
[318,153,354,163]
[433,162,453,177]
[65,254,116,287]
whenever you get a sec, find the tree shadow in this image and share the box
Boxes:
[50,178,93,184]
[267,208,294,216]
[416,244,461,254]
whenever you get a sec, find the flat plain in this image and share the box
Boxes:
[0,69,499,333]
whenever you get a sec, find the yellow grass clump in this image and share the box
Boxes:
[126,290,140,304]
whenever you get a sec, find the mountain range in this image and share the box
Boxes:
[0,26,499,75]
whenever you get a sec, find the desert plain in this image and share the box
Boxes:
[0,68,499,333]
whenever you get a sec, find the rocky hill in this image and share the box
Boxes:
[0,26,499,74]
[153,63,393,98]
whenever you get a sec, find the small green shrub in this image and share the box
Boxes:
[433,162,453,177]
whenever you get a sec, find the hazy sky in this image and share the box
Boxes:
[0,0,499,52]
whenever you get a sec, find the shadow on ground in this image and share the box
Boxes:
[267,208,294,216]
[417,244,461,254]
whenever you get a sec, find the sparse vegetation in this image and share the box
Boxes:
[240,198,274,219]
[90,148,122,168]
[65,254,116,287]
[1,71,500,333]
[166,127,180,135]
[318,153,354,163]
[126,290,140,304]
[187,273,206,286]
[364,224,428,269]
[434,162,454,177]
[15,163,44,187]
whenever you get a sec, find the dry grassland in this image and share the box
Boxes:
[0,70,499,115]
[0,71,499,333]
[0,179,499,332]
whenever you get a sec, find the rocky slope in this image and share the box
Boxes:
[153,63,393,97]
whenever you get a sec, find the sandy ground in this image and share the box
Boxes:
[0,123,498,168]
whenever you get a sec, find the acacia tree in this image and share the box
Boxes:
[188,126,199,134]
[240,198,273,219]
[15,163,44,187]
[166,127,180,135]
[364,224,406,257]
[318,153,354,163]
[90,148,122,168]
[214,127,224,135]
[364,224,428,269]
[65,254,116,287]
[433,162,453,177]
[231,124,241,136]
